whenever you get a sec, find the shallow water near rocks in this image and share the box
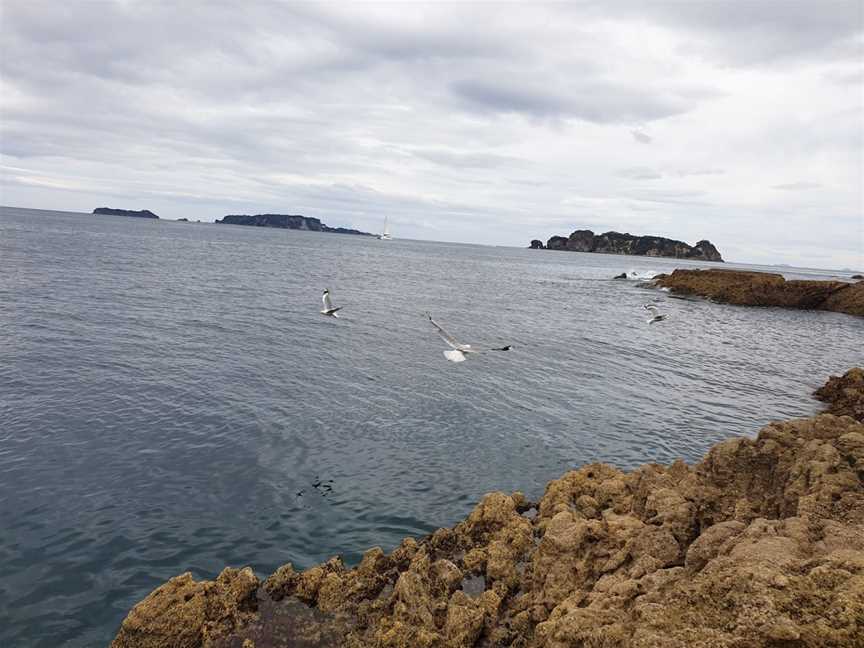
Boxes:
[1,206,861,647]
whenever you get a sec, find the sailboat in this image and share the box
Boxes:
[378,216,392,241]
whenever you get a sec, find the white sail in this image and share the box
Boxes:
[379,216,391,240]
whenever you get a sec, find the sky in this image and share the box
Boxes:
[1,1,862,268]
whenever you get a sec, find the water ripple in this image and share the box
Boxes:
[1,206,862,647]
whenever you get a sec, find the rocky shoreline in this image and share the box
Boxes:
[111,370,864,648]
[651,268,864,317]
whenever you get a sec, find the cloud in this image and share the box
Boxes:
[631,130,653,144]
[409,148,525,169]
[605,1,864,66]
[451,78,701,123]
[772,181,822,191]
[617,167,663,180]
[673,168,725,177]
[0,1,860,267]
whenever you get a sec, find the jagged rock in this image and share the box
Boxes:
[613,273,627,279]
[815,368,864,421]
[110,567,259,648]
[113,372,864,648]
[537,229,722,261]
[654,269,864,317]
[545,236,568,251]
[529,240,545,249]
[93,207,159,219]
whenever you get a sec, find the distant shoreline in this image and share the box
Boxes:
[1,205,861,275]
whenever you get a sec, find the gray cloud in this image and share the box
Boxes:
[631,130,653,144]
[0,1,861,268]
[451,78,701,123]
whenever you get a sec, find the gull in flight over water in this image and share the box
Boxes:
[320,289,342,317]
[426,312,511,362]
[644,303,669,324]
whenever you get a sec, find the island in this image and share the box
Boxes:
[216,213,373,236]
[111,369,864,648]
[650,268,864,317]
[93,207,159,219]
[531,229,723,262]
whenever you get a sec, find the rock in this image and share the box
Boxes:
[110,567,259,648]
[176,218,189,222]
[529,240,545,249]
[613,272,627,279]
[93,207,159,219]
[545,235,569,250]
[653,268,864,317]
[852,274,863,279]
[113,372,864,648]
[537,229,723,261]
[565,229,595,252]
[216,214,373,236]
[815,368,864,421]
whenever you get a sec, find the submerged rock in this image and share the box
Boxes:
[112,372,864,647]
[653,268,864,317]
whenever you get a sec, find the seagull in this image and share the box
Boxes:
[644,303,669,324]
[320,289,342,317]
[426,312,511,362]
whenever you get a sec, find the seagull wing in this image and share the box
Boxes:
[426,313,465,350]
[443,349,467,363]
[323,291,335,311]
[643,303,659,315]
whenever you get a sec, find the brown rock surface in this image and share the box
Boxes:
[816,368,864,422]
[653,268,864,316]
[112,373,864,648]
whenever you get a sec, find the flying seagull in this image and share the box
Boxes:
[426,312,511,363]
[320,289,342,317]
[644,303,669,324]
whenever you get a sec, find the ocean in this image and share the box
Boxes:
[0,205,860,647]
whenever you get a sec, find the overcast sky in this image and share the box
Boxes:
[1,1,862,268]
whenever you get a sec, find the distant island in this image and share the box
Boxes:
[93,207,159,219]
[216,213,373,236]
[530,229,723,262]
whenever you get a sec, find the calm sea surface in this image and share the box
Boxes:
[1,206,861,646]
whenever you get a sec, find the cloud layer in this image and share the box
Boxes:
[1,1,861,267]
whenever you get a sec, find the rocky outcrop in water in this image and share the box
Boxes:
[652,268,864,317]
[216,214,372,236]
[111,372,864,648]
[529,240,544,249]
[93,207,159,219]
[535,229,722,261]
[816,368,864,421]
